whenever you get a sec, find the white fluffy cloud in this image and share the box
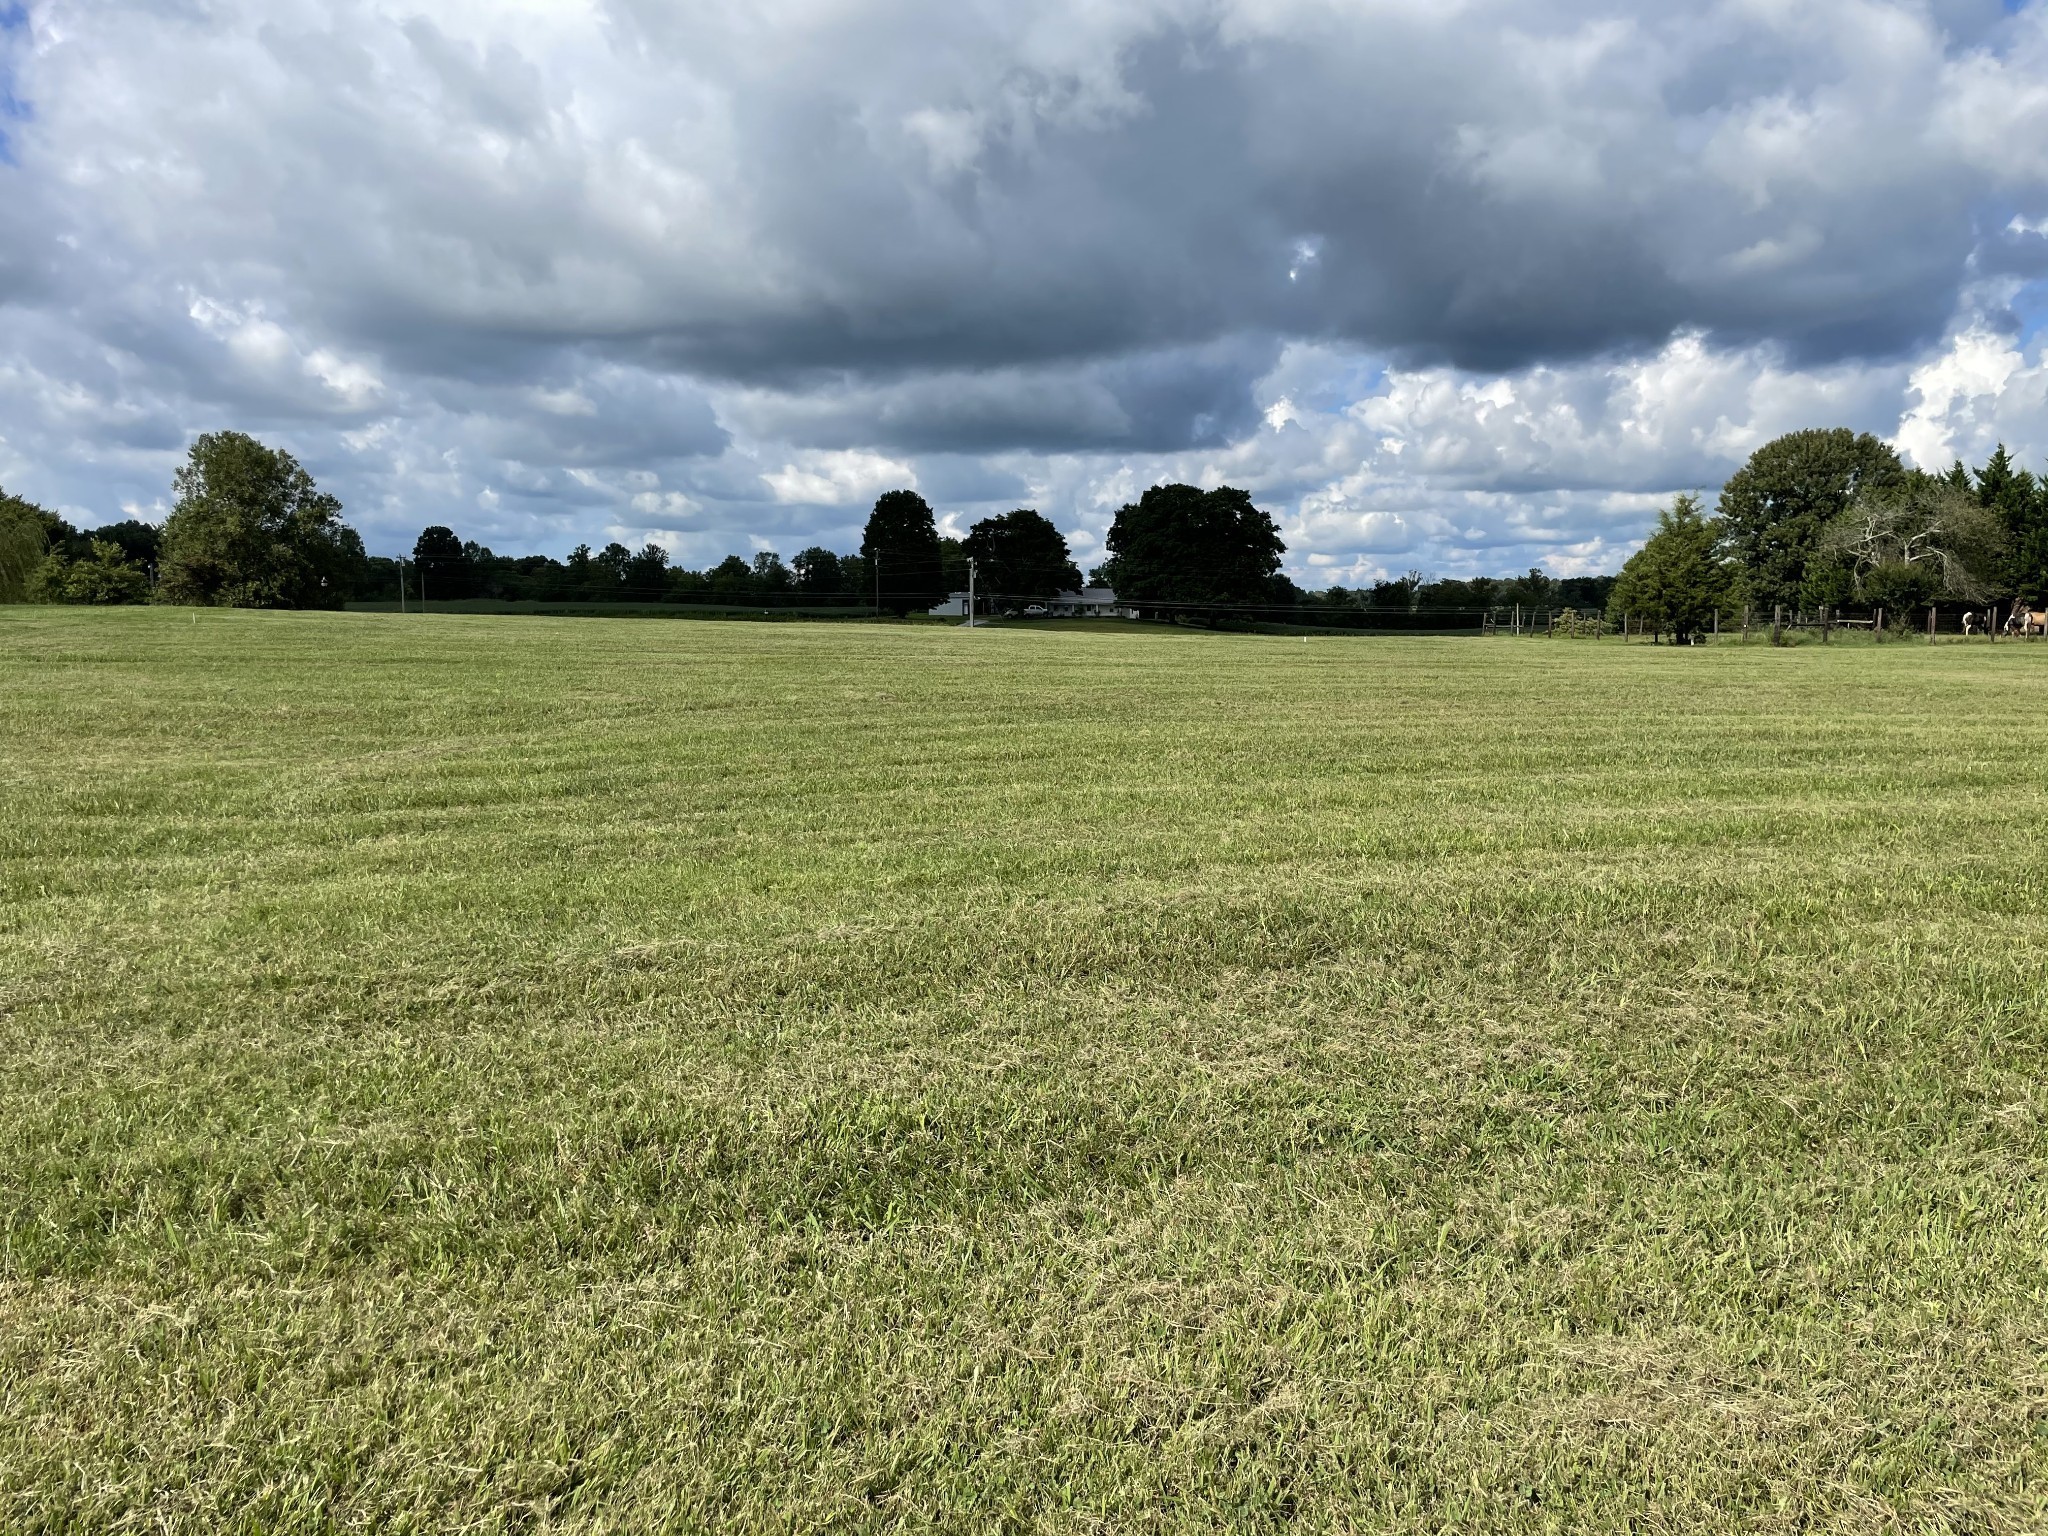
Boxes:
[2,0,2048,577]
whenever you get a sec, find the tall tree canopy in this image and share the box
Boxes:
[1608,493,1731,642]
[1717,429,1905,609]
[861,489,946,616]
[793,547,842,595]
[1101,484,1285,618]
[962,509,1081,602]
[411,525,480,599]
[158,433,364,608]
[0,489,52,604]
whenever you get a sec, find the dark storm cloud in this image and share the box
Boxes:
[498,0,2048,382]
[722,337,1279,454]
[33,0,2034,390]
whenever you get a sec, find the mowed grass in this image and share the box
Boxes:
[4,608,2047,1533]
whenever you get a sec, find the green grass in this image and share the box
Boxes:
[3,607,2046,1533]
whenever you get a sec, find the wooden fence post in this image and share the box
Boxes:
[1772,604,1782,645]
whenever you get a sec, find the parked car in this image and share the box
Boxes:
[1023,603,1048,617]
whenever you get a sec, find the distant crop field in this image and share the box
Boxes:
[4,608,2047,1533]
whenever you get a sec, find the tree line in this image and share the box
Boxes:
[9,424,2030,631]
[1614,429,2048,641]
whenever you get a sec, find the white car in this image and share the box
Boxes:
[1023,603,1049,617]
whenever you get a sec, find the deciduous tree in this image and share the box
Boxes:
[159,433,363,608]
[793,547,843,595]
[1823,476,2005,609]
[36,539,152,604]
[751,551,791,594]
[861,489,946,616]
[1103,484,1285,621]
[412,525,476,599]
[1717,429,1904,609]
[624,543,672,594]
[962,509,1081,602]
[0,490,51,603]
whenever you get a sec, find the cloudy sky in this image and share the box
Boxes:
[4,0,2048,583]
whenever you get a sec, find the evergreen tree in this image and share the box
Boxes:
[1608,493,1730,642]
[1975,444,2048,599]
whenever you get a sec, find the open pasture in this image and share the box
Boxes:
[3,608,2047,1532]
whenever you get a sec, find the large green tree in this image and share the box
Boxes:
[792,547,843,595]
[411,525,477,600]
[962,509,1081,603]
[158,433,365,608]
[861,489,947,616]
[1101,484,1285,620]
[0,489,52,603]
[1608,493,1731,642]
[1717,429,1905,609]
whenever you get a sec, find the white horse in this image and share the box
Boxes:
[1963,611,1980,637]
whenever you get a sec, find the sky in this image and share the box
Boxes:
[5,0,2048,585]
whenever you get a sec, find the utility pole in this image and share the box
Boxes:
[420,558,428,614]
[874,554,881,618]
[966,557,977,627]
[397,558,406,614]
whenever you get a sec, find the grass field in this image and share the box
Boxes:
[4,608,2047,1533]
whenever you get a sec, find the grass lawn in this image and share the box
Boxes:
[3,607,2046,1532]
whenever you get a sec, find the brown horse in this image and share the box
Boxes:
[2006,605,2048,637]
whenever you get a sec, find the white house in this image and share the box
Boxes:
[1047,587,1129,618]
[929,586,1130,619]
